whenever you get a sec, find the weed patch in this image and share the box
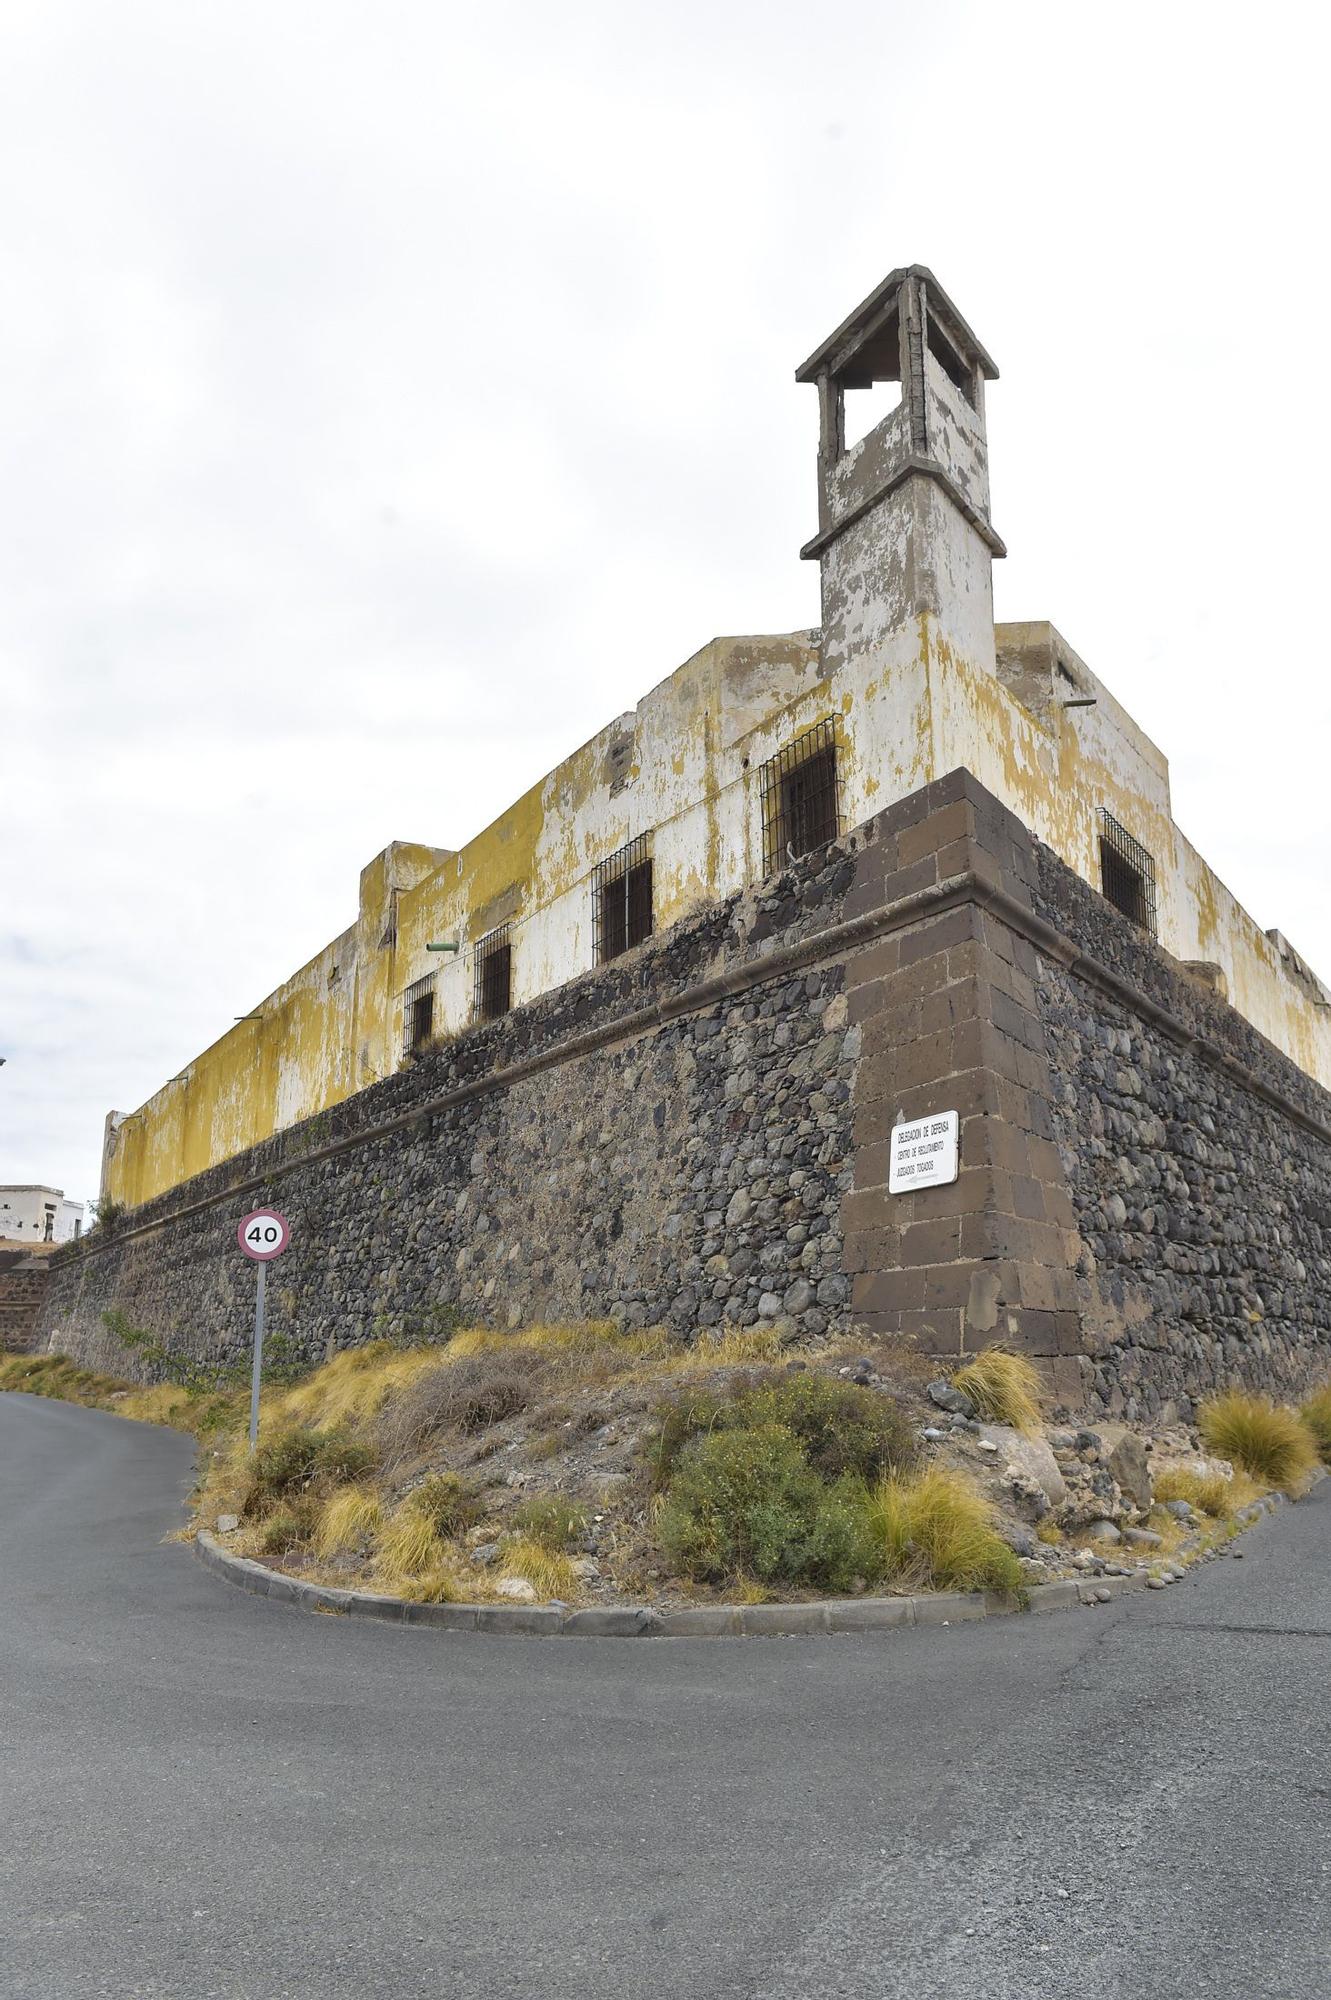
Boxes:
[260,1500,320,1555]
[498,1537,581,1602]
[409,1472,482,1538]
[1153,1466,1235,1519]
[511,1495,588,1550]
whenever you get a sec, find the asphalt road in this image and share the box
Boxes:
[3,1393,1329,2000]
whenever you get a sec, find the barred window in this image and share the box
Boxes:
[1098,809,1158,936]
[402,972,436,1056]
[474,924,512,1022]
[592,835,653,963]
[759,718,841,876]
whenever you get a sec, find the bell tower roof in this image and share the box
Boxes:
[797,264,1003,565]
[795,263,999,388]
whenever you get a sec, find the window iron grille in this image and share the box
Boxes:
[1098,809,1158,936]
[592,834,654,963]
[759,718,841,877]
[474,924,513,1022]
[402,971,436,1056]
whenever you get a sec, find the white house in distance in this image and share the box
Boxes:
[0,1186,85,1245]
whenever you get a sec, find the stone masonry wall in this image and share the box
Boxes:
[38,767,1331,1422]
[1031,850,1331,1422]
[0,1253,52,1353]
[40,839,864,1379]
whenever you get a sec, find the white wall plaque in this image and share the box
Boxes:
[888,1110,960,1193]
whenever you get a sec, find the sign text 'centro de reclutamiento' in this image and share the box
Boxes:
[888,1110,960,1193]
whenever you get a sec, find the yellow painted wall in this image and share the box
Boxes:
[103,615,1331,1209]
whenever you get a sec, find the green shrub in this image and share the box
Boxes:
[312,1427,376,1484]
[1198,1392,1319,1493]
[260,1500,319,1554]
[511,1494,588,1550]
[657,1425,872,1590]
[741,1372,918,1484]
[411,1472,483,1538]
[243,1424,375,1513]
[653,1371,916,1490]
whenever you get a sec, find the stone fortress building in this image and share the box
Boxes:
[45,267,1331,1419]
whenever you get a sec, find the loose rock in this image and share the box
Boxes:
[495,1577,538,1603]
[927,1379,975,1418]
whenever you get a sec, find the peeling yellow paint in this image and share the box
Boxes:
[105,604,1330,1211]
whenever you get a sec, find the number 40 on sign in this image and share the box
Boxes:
[237,1208,291,1448]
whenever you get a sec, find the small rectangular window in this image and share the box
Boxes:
[402,972,436,1056]
[759,718,841,877]
[474,924,513,1021]
[1098,809,1158,935]
[593,835,654,963]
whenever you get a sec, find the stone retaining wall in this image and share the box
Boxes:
[38,769,1331,1419]
[0,1252,52,1353]
[38,833,865,1378]
[1032,850,1331,1422]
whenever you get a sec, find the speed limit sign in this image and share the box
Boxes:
[237,1209,290,1261]
[238,1208,291,1449]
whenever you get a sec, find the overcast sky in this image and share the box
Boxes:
[2,0,1327,1208]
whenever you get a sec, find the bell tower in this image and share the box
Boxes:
[797,266,1003,694]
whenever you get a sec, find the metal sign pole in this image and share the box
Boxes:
[237,1206,289,1452]
[248,1260,267,1452]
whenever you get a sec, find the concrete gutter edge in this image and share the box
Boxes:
[193,1492,1288,1640]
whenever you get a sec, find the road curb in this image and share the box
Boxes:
[187,1531,1178,1639]
[194,1486,1302,1638]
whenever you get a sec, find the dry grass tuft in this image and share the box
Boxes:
[375,1350,542,1462]
[1153,1465,1235,1519]
[952,1347,1043,1435]
[393,1565,462,1604]
[272,1341,445,1433]
[1197,1392,1319,1494]
[118,1384,182,1424]
[498,1537,581,1602]
[313,1485,385,1558]
[376,1506,443,1581]
[0,1353,123,1407]
[659,1326,784,1375]
[1300,1386,1331,1468]
[862,1464,1026,1597]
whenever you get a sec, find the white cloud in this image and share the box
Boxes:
[2,0,1327,1202]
